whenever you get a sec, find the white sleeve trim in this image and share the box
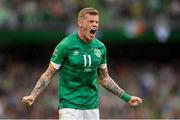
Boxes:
[99,64,107,69]
[50,61,61,70]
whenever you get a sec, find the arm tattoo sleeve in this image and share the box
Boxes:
[98,68,125,98]
[30,64,57,98]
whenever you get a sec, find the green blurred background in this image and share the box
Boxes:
[0,0,180,119]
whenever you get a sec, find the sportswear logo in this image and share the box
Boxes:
[94,48,101,57]
[73,50,80,55]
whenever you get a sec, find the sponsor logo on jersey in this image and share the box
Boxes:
[73,50,80,55]
[94,48,101,57]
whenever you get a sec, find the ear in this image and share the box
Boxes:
[78,21,80,27]
[78,19,83,27]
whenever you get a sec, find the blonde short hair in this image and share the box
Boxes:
[78,7,99,19]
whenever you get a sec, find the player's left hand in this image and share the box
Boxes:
[128,96,142,107]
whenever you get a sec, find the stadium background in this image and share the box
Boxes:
[0,0,180,119]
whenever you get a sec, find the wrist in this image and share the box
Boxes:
[120,92,131,102]
[30,92,38,99]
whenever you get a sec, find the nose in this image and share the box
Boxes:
[92,21,98,27]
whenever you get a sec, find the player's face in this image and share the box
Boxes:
[79,14,99,42]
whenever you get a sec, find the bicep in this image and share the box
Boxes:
[97,67,109,82]
[42,63,58,79]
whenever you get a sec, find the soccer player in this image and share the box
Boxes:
[22,7,142,120]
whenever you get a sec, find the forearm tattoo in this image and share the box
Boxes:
[98,68,124,97]
[31,65,57,98]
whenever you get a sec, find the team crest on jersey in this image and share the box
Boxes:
[94,48,101,57]
[73,50,80,55]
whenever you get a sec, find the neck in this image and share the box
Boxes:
[78,31,91,43]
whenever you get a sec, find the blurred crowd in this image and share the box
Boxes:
[0,0,180,33]
[0,58,59,118]
[0,53,180,119]
[100,60,180,119]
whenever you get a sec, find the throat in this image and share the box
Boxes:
[78,31,92,43]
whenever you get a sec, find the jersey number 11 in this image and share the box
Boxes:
[83,55,92,67]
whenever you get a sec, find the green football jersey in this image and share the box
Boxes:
[50,32,107,110]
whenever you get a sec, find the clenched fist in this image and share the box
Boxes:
[128,96,142,107]
[22,95,35,107]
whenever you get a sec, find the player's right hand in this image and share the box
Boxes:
[22,96,35,107]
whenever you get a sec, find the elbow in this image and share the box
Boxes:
[99,77,109,85]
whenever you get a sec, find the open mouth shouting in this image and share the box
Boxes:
[89,28,97,39]
[90,29,96,35]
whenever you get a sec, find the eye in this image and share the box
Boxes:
[89,20,94,23]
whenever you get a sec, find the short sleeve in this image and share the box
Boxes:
[99,44,107,69]
[50,41,68,69]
